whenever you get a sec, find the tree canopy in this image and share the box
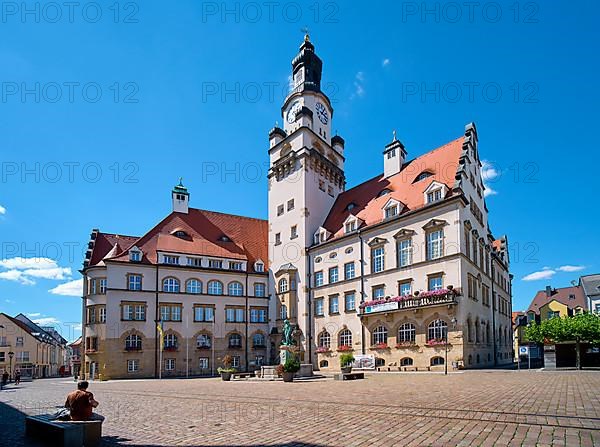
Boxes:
[526,313,600,344]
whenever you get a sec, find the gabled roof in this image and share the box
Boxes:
[580,274,600,298]
[106,209,268,271]
[322,136,464,239]
[88,232,139,267]
[0,313,58,345]
[527,286,587,314]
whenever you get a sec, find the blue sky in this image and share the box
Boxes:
[1,1,598,340]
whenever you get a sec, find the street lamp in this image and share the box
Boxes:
[8,351,14,381]
[445,317,457,375]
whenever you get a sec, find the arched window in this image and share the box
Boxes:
[398,323,416,343]
[186,279,202,294]
[125,334,142,350]
[431,356,445,366]
[319,360,329,368]
[475,318,480,343]
[375,357,385,367]
[228,281,243,296]
[428,319,447,342]
[196,334,211,348]
[468,354,473,365]
[339,329,352,347]
[278,278,288,293]
[229,333,242,348]
[162,277,180,293]
[318,331,331,348]
[476,354,480,364]
[164,333,178,349]
[400,357,413,366]
[279,304,288,320]
[207,280,223,295]
[252,333,265,347]
[498,326,503,346]
[486,322,491,344]
[372,325,388,345]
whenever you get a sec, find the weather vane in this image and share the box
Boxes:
[301,26,310,41]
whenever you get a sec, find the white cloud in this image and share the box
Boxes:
[356,71,365,82]
[351,72,365,99]
[0,257,72,285]
[49,279,83,297]
[557,265,586,272]
[5,299,15,304]
[481,160,500,197]
[32,317,60,326]
[27,312,42,317]
[382,58,390,67]
[0,205,5,215]
[522,269,557,281]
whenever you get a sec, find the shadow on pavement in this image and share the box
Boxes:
[102,439,325,447]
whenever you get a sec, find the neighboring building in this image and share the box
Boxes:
[580,274,600,314]
[0,313,68,379]
[526,285,587,323]
[512,311,527,359]
[68,337,82,377]
[82,35,513,378]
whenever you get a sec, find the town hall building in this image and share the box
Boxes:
[81,35,513,379]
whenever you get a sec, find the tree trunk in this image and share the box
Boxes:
[576,339,582,370]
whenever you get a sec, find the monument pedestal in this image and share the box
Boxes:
[297,364,314,378]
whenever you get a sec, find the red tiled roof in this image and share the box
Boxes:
[107,209,268,271]
[322,137,464,238]
[89,233,139,266]
[527,286,587,314]
[492,239,502,251]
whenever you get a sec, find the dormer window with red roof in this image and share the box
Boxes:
[173,230,188,238]
[427,189,442,203]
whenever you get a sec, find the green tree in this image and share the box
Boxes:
[525,313,600,369]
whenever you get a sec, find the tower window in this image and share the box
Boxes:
[287,199,295,211]
[387,149,396,159]
[290,226,298,239]
[176,194,186,200]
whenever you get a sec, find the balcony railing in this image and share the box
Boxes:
[360,289,459,316]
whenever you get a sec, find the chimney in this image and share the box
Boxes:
[545,286,552,298]
[383,131,406,178]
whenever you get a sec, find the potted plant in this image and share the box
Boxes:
[339,353,355,374]
[217,354,236,381]
[281,353,301,382]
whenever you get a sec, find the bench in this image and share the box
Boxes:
[25,414,102,447]
[232,372,255,380]
[333,372,365,381]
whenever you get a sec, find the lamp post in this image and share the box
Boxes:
[8,351,14,382]
[444,317,457,375]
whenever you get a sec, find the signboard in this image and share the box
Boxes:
[364,301,399,314]
[519,346,529,356]
[352,354,375,370]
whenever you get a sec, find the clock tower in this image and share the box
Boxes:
[268,35,345,365]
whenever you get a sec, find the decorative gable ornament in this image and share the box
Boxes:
[422,219,448,230]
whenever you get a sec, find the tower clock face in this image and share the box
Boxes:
[315,102,329,124]
[286,101,301,124]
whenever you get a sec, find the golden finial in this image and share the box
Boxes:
[301,26,310,42]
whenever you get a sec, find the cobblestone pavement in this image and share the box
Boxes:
[1,370,600,446]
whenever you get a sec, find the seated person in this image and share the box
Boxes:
[64,381,104,421]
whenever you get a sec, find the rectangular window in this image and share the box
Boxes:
[194,306,214,322]
[428,275,443,291]
[187,257,202,267]
[230,262,243,271]
[275,233,281,245]
[128,274,142,291]
[236,308,244,322]
[314,271,323,287]
[399,282,412,296]
[398,239,412,267]
[165,358,175,371]
[373,286,385,300]
[427,189,442,203]
[17,351,30,362]
[255,262,264,272]
[16,337,24,347]
[127,359,139,373]
[199,357,209,369]
[344,293,355,312]
[163,255,179,265]
[99,278,107,294]
[372,247,385,273]
[427,230,444,260]
[290,225,297,239]
[208,259,223,269]
[287,199,294,211]
[226,308,235,322]
[344,262,355,280]
[315,298,324,316]
[123,303,146,321]
[87,307,96,324]
[99,306,106,323]
[232,356,240,368]
[226,307,244,323]
[250,308,267,323]
[90,280,97,295]
[345,220,356,233]
[329,266,339,284]
[277,204,284,216]
[130,251,141,262]
[134,305,145,321]
[254,283,266,297]
[384,205,398,219]
[0,352,4,362]
[329,295,339,314]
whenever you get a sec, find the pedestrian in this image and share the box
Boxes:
[64,381,105,422]
[14,370,21,385]
[1,370,8,389]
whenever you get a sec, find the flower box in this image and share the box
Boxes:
[316,346,331,353]
[371,343,389,350]
[425,339,447,347]
[337,345,353,352]
[395,342,416,349]
[359,287,460,310]
[125,346,142,352]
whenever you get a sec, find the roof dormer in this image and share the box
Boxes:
[129,246,142,263]
[423,181,448,205]
[382,198,403,219]
[313,227,331,245]
[343,214,363,234]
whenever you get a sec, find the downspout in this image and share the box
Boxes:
[491,261,497,366]
[155,261,159,378]
[359,231,366,355]
[245,270,249,372]
[306,248,313,364]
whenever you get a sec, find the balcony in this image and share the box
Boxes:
[359,289,459,316]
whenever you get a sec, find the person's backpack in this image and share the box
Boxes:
[53,408,71,421]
